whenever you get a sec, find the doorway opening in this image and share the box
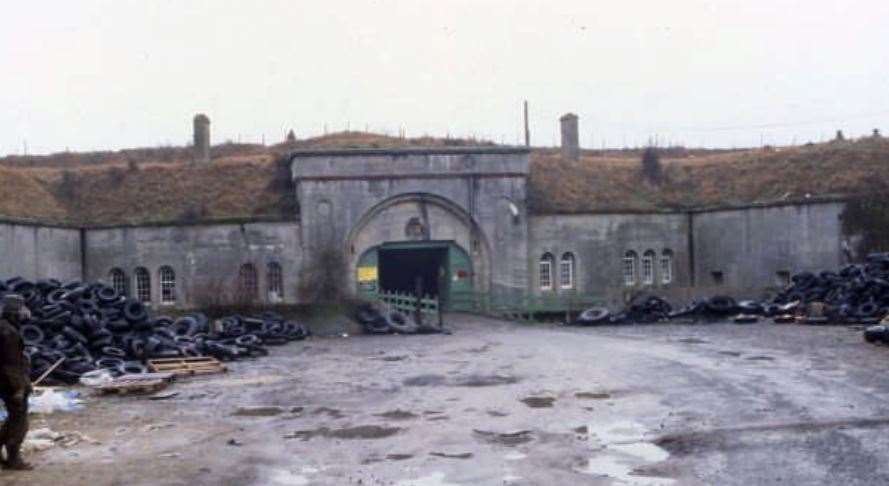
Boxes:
[378,246,448,297]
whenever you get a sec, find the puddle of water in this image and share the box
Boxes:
[611,443,670,463]
[504,452,527,461]
[473,429,534,446]
[394,471,459,486]
[578,421,674,485]
[232,406,284,417]
[404,374,447,387]
[454,374,520,387]
[677,338,709,344]
[375,409,419,420]
[283,425,401,440]
[520,396,556,408]
[589,420,648,444]
[267,469,310,486]
[578,452,674,485]
[503,474,523,483]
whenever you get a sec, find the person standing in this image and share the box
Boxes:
[0,294,33,471]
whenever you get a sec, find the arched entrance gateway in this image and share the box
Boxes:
[346,193,491,311]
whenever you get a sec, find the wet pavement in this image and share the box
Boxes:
[7,315,889,485]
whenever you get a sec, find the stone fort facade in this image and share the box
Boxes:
[0,115,853,311]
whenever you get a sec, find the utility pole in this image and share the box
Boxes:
[523,100,530,147]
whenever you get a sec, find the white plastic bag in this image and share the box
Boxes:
[29,389,83,414]
[79,369,114,388]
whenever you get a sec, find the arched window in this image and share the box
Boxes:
[539,253,554,291]
[109,268,128,297]
[239,263,258,300]
[642,250,656,285]
[159,266,176,304]
[559,252,575,290]
[660,250,674,284]
[134,267,151,303]
[623,251,638,287]
[267,262,283,302]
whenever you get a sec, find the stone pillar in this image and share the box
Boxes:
[560,113,579,160]
[193,114,211,163]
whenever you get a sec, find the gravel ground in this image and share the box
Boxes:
[5,315,889,486]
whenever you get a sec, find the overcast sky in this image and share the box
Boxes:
[2,0,888,155]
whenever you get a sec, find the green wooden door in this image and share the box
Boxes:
[447,243,474,311]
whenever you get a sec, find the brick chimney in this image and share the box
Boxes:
[193,114,211,163]
[560,113,579,160]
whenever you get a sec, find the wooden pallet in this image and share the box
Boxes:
[147,357,227,377]
[100,373,174,395]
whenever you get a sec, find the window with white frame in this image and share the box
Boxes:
[623,251,638,286]
[642,250,656,285]
[660,250,674,284]
[134,267,151,303]
[159,266,176,304]
[559,252,575,289]
[539,253,554,290]
[109,268,128,297]
[267,262,283,302]
[239,263,258,300]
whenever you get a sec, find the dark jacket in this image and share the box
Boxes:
[0,319,31,395]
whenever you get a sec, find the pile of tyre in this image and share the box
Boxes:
[773,252,889,323]
[3,277,309,385]
[573,252,889,327]
[573,294,754,326]
[354,304,442,335]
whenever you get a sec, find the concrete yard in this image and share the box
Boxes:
[8,315,889,486]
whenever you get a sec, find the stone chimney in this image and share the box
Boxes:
[560,113,579,160]
[193,114,211,163]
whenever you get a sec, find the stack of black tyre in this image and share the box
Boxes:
[571,253,889,327]
[573,294,745,326]
[773,253,889,324]
[354,303,442,335]
[3,277,309,385]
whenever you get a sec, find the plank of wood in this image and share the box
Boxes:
[100,379,169,395]
[147,357,226,376]
[148,357,219,365]
[116,373,176,382]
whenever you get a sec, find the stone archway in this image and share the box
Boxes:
[345,193,491,302]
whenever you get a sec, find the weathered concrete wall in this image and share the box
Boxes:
[83,222,302,307]
[529,202,848,306]
[529,213,691,307]
[692,202,845,297]
[0,222,82,281]
[293,147,530,300]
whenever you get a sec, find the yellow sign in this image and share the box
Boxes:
[357,266,378,282]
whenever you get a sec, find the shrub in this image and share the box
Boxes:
[641,146,663,185]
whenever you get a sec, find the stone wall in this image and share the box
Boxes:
[83,222,302,308]
[529,212,691,307]
[529,201,848,307]
[692,201,845,297]
[0,221,82,281]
